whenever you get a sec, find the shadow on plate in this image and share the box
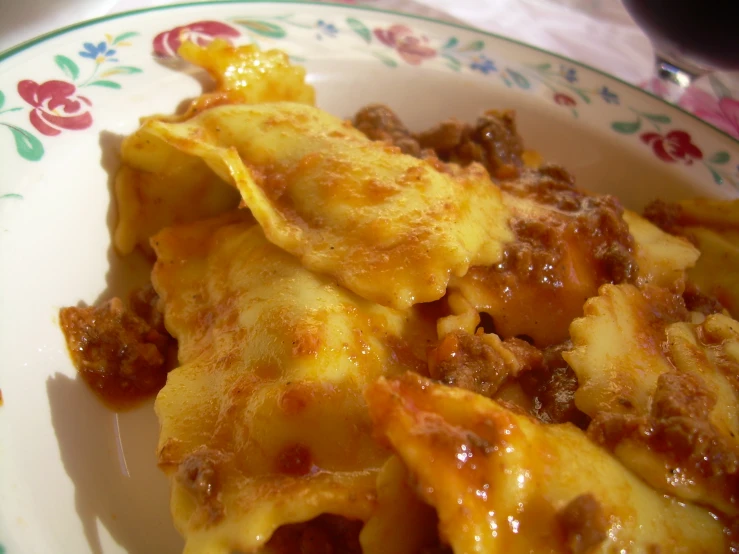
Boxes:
[154,56,212,115]
[47,130,183,554]
[94,130,153,306]
[47,373,183,554]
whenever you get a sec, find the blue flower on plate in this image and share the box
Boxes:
[599,86,619,104]
[79,42,118,63]
[560,65,577,83]
[470,54,497,75]
[316,20,339,39]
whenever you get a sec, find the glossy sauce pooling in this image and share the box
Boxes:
[457,167,637,347]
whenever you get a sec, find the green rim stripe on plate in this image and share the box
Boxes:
[0,0,736,145]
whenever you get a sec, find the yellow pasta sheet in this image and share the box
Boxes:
[151,211,436,554]
[624,210,699,291]
[141,102,511,309]
[565,283,739,515]
[647,198,739,316]
[366,373,726,554]
[114,40,315,255]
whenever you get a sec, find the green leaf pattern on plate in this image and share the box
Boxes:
[54,55,80,80]
[507,69,530,90]
[3,31,141,163]
[371,51,397,68]
[611,119,642,134]
[232,19,287,38]
[709,151,730,165]
[0,87,45,162]
[87,80,122,89]
[641,113,671,124]
[346,17,371,43]
[6,124,45,161]
[2,13,734,190]
[112,31,138,44]
[99,65,143,77]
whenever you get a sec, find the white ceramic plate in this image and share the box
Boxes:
[1,3,738,553]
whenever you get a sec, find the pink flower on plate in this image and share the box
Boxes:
[153,21,241,58]
[679,87,739,139]
[17,80,92,136]
[374,24,436,65]
[553,92,576,107]
[640,130,703,165]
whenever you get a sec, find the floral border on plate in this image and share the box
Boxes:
[0,9,737,192]
[0,31,141,165]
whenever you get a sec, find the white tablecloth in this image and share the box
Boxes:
[1,0,737,138]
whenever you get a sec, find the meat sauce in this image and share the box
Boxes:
[556,493,607,554]
[644,198,735,317]
[354,104,524,180]
[355,104,637,348]
[474,170,637,346]
[59,286,174,409]
[175,446,227,524]
[428,330,541,399]
[266,514,364,554]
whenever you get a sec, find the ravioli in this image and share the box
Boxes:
[565,283,739,515]
[359,456,438,554]
[141,102,511,309]
[687,226,739,316]
[114,132,240,256]
[114,41,315,255]
[366,373,726,554]
[172,40,315,121]
[645,198,739,317]
[624,210,700,292]
[151,211,436,553]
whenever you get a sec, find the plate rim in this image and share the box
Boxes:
[1,0,737,146]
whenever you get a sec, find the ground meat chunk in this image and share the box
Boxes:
[503,168,638,286]
[428,332,509,397]
[415,119,466,152]
[418,110,524,179]
[589,372,739,511]
[353,104,422,156]
[556,493,607,554]
[428,331,539,398]
[643,199,684,235]
[176,447,226,525]
[353,104,525,180]
[472,167,638,347]
[640,283,690,324]
[518,341,590,428]
[683,281,726,316]
[266,514,364,554]
[653,372,716,419]
[129,284,167,333]
[59,287,172,408]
